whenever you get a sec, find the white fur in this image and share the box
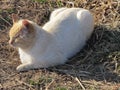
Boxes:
[17,8,94,71]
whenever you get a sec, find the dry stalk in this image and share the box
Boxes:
[15,79,35,90]
[45,79,55,90]
[75,77,86,90]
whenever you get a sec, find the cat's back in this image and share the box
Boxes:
[43,8,94,58]
[43,8,94,40]
[43,8,93,33]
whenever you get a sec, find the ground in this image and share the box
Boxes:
[0,0,120,90]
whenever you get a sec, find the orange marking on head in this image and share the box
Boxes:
[22,20,29,27]
[9,19,36,49]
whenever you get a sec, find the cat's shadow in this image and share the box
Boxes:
[18,25,120,84]
[46,25,120,83]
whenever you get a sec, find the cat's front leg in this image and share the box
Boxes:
[16,63,34,72]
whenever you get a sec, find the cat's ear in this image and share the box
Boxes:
[12,14,19,23]
[19,20,30,38]
[22,20,29,28]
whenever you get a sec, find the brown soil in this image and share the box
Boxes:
[0,0,120,90]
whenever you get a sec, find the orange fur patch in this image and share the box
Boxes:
[9,19,36,49]
[9,22,22,39]
[9,20,36,42]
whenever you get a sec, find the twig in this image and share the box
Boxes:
[0,15,12,26]
[99,66,107,83]
[75,77,86,90]
[82,50,93,61]
[15,79,35,90]
[0,68,6,73]
[0,84,3,88]
[67,1,74,7]
[75,50,93,65]
[45,79,55,90]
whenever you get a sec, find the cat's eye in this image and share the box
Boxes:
[12,35,20,43]
[20,35,24,38]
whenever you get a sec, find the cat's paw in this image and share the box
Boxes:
[16,63,32,72]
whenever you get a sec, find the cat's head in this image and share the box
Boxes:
[9,14,36,49]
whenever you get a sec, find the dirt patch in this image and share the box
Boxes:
[0,0,120,90]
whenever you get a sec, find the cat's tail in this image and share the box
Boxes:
[77,9,94,25]
[50,7,67,20]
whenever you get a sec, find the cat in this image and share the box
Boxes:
[9,8,94,72]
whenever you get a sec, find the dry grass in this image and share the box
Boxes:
[0,0,120,90]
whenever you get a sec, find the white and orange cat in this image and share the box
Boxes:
[9,8,94,72]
